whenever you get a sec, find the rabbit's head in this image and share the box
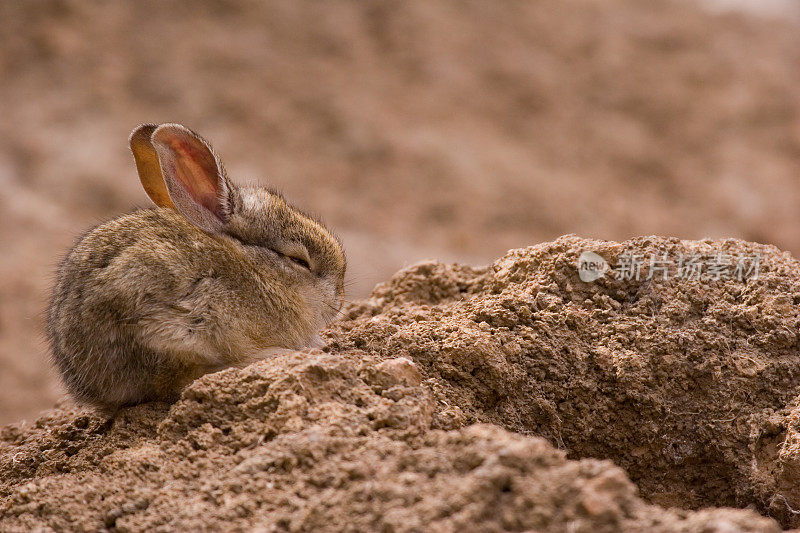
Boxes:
[130,123,346,346]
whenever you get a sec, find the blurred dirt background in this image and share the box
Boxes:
[1,0,800,425]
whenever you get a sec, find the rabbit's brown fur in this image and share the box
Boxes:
[47,124,346,408]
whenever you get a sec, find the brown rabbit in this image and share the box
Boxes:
[47,123,346,408]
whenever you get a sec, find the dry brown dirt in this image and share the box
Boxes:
[3,236,800,531]
[2,0,800,425]
[4,0,800,530]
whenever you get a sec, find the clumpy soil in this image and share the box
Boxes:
[329,235,800,522]
[3,236,800,531]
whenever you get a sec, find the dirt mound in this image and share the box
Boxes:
[330,235,800,525]
[0,356,777,533]
[3,236,800,530]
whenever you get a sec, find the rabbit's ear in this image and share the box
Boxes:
[150,124,234,233]
[129,124,175,209]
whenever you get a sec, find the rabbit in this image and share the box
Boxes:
[47,123,346,409]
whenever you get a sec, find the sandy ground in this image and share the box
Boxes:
[4,235,800,530]
[2,0,800,529]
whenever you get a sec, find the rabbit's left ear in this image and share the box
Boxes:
[129,124,175,209]
[150,123,235,233]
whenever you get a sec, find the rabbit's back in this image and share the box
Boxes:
[47,208,254,406]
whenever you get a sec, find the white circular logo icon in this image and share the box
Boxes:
[577,251,609,282]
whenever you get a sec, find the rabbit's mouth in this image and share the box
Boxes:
[306,334,325,349]
[321,297,346,325]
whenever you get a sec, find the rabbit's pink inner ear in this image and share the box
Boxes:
[151,126,231,227]
[167,138,226,219]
